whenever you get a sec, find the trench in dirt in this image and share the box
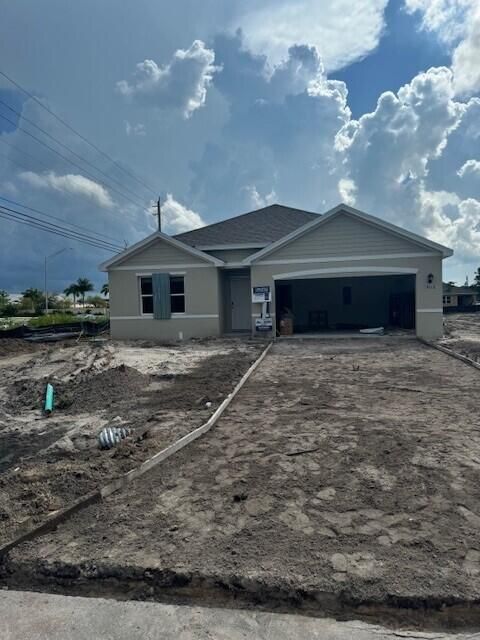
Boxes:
[4,563,480,632]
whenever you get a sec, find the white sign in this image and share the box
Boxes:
[255,317,273,332]
[252,285,271,303]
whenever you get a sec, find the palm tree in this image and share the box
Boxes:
[101,282,109,297]
[75,277,94,307]
[64,284,80,308]
[21,288,44,313]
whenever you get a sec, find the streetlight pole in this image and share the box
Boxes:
[44,248,72,314]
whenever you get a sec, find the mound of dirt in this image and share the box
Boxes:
[8,364,149,415]
[57,364,149,414]
[0,339,41,358]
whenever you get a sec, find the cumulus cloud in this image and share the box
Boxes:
[405,0,480,95]
[244,185,277,209]
[451,8,480,95]
[190,33,350,214]
[336,67,461,213]
[418,187,480,258]
[124,120,146,136]
[116,40,219,118]
[20,171,114,208]
[236,0,388,71]
[161,194,205,233]
[457,159,480,177]
[338,178,357,205]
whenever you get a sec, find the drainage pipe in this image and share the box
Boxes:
[44,383,55,414]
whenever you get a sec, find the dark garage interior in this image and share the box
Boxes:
[276,274,415,334]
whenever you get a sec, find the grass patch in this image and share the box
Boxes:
[28,314,107,327]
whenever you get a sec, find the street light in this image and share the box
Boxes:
[44,248,72,314]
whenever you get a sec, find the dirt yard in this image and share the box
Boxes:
[3,338,480,629]
[0,338,263,544]
[441,312,480,361]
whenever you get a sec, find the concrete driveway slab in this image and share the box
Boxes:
[0,590,474,640]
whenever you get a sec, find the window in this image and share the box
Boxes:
[342,286,352,305]
[140,277,153,314]
[170,275,185,313]
[139,275,185,315]
[443,295,451,304]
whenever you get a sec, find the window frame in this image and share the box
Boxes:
[169,275,185,314]
[139,276,154,316]
[443,295,451,305]
[138,273,186,316]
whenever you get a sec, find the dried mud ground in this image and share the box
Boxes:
[4,338,480,629]
[440,312,480,361]
[0,338,263,544]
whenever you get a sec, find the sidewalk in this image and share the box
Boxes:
[0,590,473,640]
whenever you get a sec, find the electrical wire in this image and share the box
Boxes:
[0,204,123,252]
[0,98,150,205]
[0,68,159,198]
[0,195,123,244]
[0,112,147,209]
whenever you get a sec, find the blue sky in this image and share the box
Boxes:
[0,0,479,292]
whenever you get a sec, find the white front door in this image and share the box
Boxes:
[230,277,251,331]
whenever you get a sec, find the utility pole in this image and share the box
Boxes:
[44,248,72,314]
[152,197,161,232]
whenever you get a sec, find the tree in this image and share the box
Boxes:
[0,290,9,308]
[64,284,80,308]
[20,288,44,313]
[75,277,94,307]
[474,268,480,292]
[86,295,108,309]
[101,282,109,297]
[1,302,17,318]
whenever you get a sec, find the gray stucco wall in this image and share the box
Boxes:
[108,264,221,341]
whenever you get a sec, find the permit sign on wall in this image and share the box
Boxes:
[255,317,273,332]
[252,285,271,303]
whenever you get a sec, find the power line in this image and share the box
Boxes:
[0,204,123,252]
[0,204,122,251]
[0,68,159,198]
[0,195,123,244]
[0,112,146,209]
[0,210,119,253]
[0,136,52,171]
[0,98,150,205]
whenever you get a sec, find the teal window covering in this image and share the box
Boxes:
[152,273,171,319]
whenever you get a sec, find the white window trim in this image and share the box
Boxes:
[139,276,154,316]
[138,274,186,316]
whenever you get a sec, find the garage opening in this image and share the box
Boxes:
[275,274,415,334]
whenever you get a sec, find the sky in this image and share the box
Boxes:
[0,0,480,293]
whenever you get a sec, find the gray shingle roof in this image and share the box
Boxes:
[174,204,320,247]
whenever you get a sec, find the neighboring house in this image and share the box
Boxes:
[100,203,453,340]
[442,284,479,311]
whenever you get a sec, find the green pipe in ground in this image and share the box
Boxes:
[44,383,55,414]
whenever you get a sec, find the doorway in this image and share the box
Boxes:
[229,275,251,332]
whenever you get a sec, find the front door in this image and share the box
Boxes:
[230,277,251,331]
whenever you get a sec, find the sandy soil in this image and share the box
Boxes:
[4,338,480,628]
[441,312,480,361]
[0,338,263,543]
